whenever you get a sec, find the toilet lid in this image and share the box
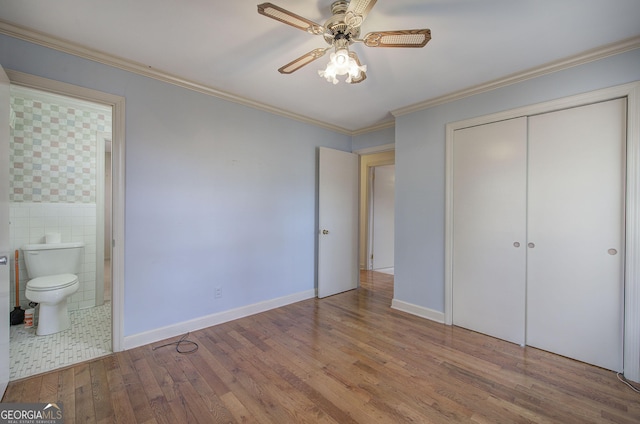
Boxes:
[27,274,78,291]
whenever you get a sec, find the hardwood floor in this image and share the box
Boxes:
[3,271,640,423]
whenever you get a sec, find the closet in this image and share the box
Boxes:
[451,98,626,372]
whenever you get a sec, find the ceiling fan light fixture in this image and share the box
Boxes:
[334,47,349,66]
[318,46,367,84]
[258,1,430,83]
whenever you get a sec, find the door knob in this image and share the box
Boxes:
[608,248,618,255]
[513,242,520,248]
[322,229,329,235]
[528,242,535,248]
[0,256,6,265]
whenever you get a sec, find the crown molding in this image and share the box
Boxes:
[392,36,640,118]
[3,19,637,136]
[351,119,395,136]
[0,19,355,136]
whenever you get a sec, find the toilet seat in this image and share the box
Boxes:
[27,273,78,291]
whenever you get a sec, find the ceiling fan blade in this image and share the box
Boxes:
[278,48,328,74]
[258,3,324,35]
[345,0,378,28]
[347,51,367,84]
[362,29,431,48]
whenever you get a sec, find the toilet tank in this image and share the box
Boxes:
[22,242,85,278]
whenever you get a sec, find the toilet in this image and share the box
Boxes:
[22,241,84,336]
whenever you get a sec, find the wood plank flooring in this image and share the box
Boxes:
[3,271,640,423]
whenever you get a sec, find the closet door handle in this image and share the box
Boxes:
[513,242,520,248]
[528,242,535,248]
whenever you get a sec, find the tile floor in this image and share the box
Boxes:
[9,302,112,381]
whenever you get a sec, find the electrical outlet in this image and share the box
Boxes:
[214,286,222,299]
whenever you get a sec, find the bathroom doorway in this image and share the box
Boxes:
[7,84,113,379]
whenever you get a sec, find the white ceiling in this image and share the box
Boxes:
[1,0,639,133]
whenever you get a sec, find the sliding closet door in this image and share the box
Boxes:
[526,99,625,371]
[452,118,527,345]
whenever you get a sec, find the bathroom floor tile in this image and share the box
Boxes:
[9,302,112,380]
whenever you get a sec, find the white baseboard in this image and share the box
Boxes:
[124,289,316,350]
[391,298,445,324]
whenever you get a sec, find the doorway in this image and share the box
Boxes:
[369,164,394,274]
[8,85,111,379]
[7,71,124,380]
[359,150,395,272]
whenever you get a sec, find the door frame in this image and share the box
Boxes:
[445,81,640,382]
[6,69,125,352]
[0,64,11,396]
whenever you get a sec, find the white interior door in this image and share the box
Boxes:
[0,64,11,395]
[371,165,394,272]
[318,147,359,298]
[526,99,625,371]
[452,117,528,345]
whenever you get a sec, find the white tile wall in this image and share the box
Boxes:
[9,202,98,311]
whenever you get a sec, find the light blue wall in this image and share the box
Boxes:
[3,33,639,335]
[352,126,394,152]
[0,35,352,336]
[394,48,640,312]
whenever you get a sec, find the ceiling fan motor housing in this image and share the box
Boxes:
[323,1,361,46]
[331,0,349,15]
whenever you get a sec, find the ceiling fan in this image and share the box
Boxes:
[257,0,431,84]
